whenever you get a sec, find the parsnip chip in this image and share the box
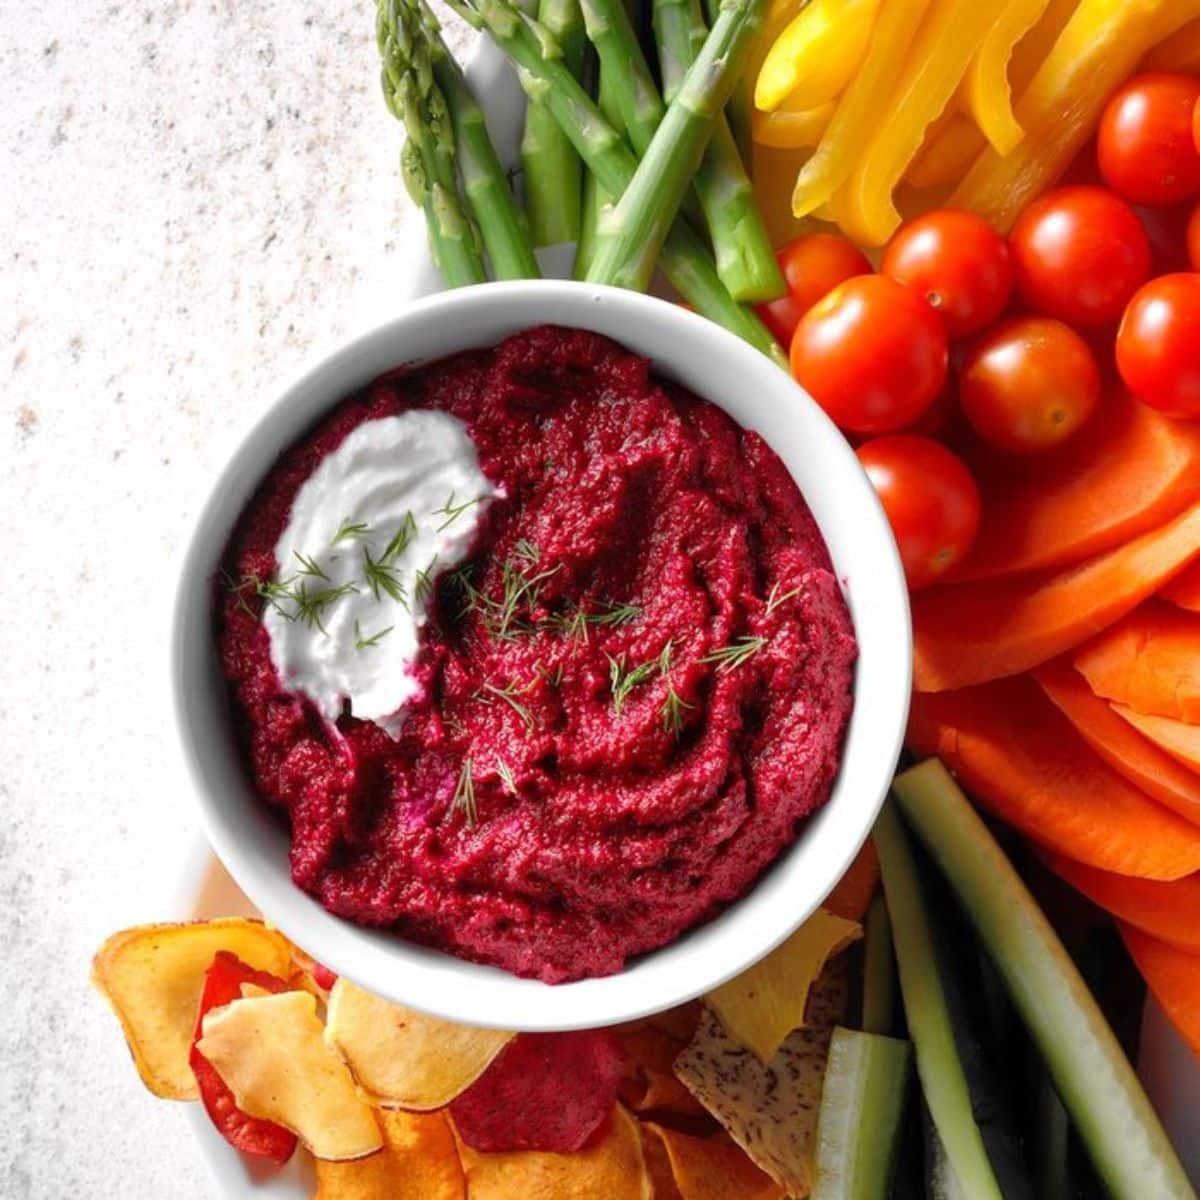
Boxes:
[453,1104,652,1200]
[675,963,848,1195]
[642,1125,786,1200]
[91,919,292,1100]
[314,1109,465,1200]
[705,907,860,1062]
[325,978,513,1109]
[197,990,382,1161]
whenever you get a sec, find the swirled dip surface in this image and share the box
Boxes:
[217,326,857,983]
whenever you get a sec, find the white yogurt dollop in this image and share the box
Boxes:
[264,411,498,738]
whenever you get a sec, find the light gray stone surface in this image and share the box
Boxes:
[3,3,470,1193]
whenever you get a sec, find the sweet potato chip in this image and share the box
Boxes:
[452,1103,652,1199]
[449,1030,623,1152]
[197,990,382,1161]
[675,963,847,1195]
[314,1109,465,1200]
[705,907,860,1062]
[617,1026,707,1118]
[823,840,881,922]
[325,979,513,1110]
[91,919,292,1100]
[642,1124,787,1200]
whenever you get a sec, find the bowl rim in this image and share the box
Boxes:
[172,278,911,1031]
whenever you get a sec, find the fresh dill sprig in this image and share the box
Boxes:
[512,538,541,564]
[495,759,517,796]
[381,511,417,563]
[536,661,565,688]
[413,556,439,606]
[480,550,561,641]
[450,757,477,827]
[223,570,261,619]
[590,600,642,627]
[658,641,692,737]
[354,619,394,650]
[333,518,370,544]
[765,581,804,618]
[700,635,767,673]
[292,551,330,581]
[545,599,642,643]
[477,679,536,732]
[362,546,409,608]
[607,652,659,716]
[282,580,359,635]
[435,490,484,532]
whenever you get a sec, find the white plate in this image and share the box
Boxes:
[173,28,1200,1195]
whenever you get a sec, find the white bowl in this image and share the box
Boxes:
[172,279,911,1031]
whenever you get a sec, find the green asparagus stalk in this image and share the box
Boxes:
[408,0,541,279]
[702,0,753,157]
[521,0,587,245]
[573,53,621,279]
[585,0,769,293]
[377,0,487,286]
[652,0,784,301]
[444,0,786,364]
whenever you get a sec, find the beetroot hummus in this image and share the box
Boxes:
[217,326,857,983]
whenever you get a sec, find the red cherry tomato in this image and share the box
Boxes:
[1116,273,1200,419]
[857,435,981,590]
[790,275,949,434]
[1009,185,1151,328]
[1187,200,1200,272]
[881,209,1014,339]
[757,233,872,346]
[959,316,1101,454]
[1098,74,1200,207]
[190,952,298,1165]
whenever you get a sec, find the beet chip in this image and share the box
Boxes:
[449,1029,623,1152]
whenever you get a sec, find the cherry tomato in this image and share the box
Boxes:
[1098,74,1200,207]
[857,435,981,590]
[790,275,948,434]
[1009,185,1151,328]
[959,316,1101,454]
[190,952,298,1165]
[757,233,872,346]
[1188,199,1200,272]
[1116,273,1200,419]
[881,210,1014,339]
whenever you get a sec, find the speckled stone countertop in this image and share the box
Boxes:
[3,3,470,1193]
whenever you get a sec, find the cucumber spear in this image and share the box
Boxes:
[444,0,786,364]
[585,0,769,293]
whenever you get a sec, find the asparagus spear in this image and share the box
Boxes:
[573,52,622,279]
[407,0,541,279]
[585,0,769,293]
[652,0,784,301]
[444,0,786,363]
[701,0,753,157]
[521,0,587,246]
[377,0,487,286]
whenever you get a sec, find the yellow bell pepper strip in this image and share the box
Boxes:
[1145,18,1200,73]
[962,0,1053,156]
[791,0,935,219]
[751,142,819,245]
[950,0,1200,232]
[755,0,880,112]
[752,100,835,148]
[906,0,1080,190]
[829,0,1003,246]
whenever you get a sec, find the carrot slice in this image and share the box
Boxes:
[906,676,1200,881]
[823,838,879,922]
[1074,600,1200,723]
[1113,707,1200,775]
[1119,924,1200,1061]
[1034,659,1200,826]
[1162,560,1200,612]
[953,390,1200,582]
[912,502,1200,692]
[1041,852,1200,953]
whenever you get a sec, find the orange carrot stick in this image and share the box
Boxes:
[906,677,1200,881]
[1120,924,1200,1061]
[1034,658,1200,826]
[913,502,1200,693]
[1113,707,1200,776]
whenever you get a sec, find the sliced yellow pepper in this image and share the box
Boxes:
[963,0,1053,156]
[830,0,1005,246]
[755,0,881,113]
[907,0,1080,190]
[751,142,822,246]
[752,101,836,148]
[950,0,1200,232]
[791,0,936,219]
[1145,18,1200,72]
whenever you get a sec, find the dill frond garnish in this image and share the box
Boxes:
[607,652,659,716]
[495,759,517,796]
[472,546,561,641]
[354,620,394,650]
[333,518,370,544]
[450,757,477,827]
[658,641,692,737]
[263,579,359,634]
[765,581,804,617]
[292,551,330,581]
[362,546,409,608]
[477,679,537,732]
[537,661,565,688]
[700,636,767,673]
[382,511,418,562]
[413,555,439,606]
[590,600,642,627]
[223,570,261,619]
[545,599,642,643]
[435,490,484,532]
